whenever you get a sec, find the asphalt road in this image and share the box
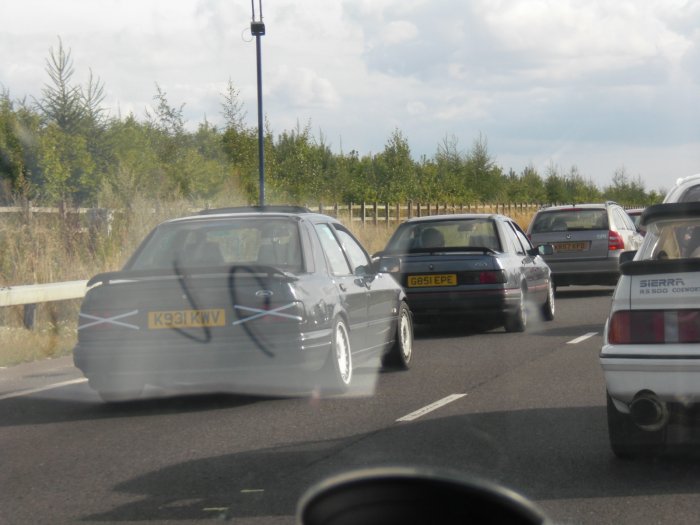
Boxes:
[3,286,700,524]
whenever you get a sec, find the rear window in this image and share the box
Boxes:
[385,219,501,252]
[127,218,302,271]
[680,185,700,203]
[639,217,700,260]
[530,209,608,234]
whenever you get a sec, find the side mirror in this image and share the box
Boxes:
[619,250,637,264]
[375,256,400,274]
[530,244,553,257]
[298,467,550,525]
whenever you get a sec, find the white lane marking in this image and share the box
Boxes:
[396,393,467,422]
[567,332,598,345]
[0,377,88,401]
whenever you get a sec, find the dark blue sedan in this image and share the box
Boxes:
[374,214,554,331]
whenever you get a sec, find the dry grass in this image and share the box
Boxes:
[0,327,76,367]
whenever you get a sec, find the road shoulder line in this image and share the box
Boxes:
[0,377,87,401]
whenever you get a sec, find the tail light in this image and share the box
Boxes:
[478,270,507,284]
[608,230,625,251]
[608,310,700,344]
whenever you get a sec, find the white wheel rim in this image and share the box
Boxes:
[548,283,555,315]
[520,289,527,326]
[335,323,352,385]
[400,311,412,361]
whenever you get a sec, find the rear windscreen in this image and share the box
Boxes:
[639,217,700,260]
[127,218,302,271]
[530,209,608,233]
[385,219,501,252]
[680,185,700,203]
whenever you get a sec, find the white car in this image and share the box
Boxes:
[664,174,700,203]
[600,202,700,458]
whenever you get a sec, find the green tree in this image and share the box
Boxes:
[34,38,85,134]
[269,121,325,202]
[463,134,503,201]
[99,115,163,206]
[603,167,649,205]
[221,79,247,131]
[371,129,417,202]
[0,91,29,201]
[37,123,96,204]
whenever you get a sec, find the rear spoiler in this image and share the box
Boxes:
[620,259,700,276]
[87,265,298,287]
[640,202,700,226]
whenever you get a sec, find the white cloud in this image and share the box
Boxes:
[383,21,419,45]
[268,66,340,109]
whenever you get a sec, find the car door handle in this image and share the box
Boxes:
[339,283,347,291]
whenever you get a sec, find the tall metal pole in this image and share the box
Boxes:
[251,2,265,206]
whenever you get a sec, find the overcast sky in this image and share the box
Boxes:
[3,0,700,193]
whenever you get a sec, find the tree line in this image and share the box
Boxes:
[0,39,663,210]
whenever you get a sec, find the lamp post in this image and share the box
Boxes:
[250,1,266,206]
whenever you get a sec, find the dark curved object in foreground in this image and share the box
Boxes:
[298,466,550,525]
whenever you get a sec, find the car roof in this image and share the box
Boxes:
[402,213,506,223]
[535,202,615,212]
[663,174,700,203]
[162,207,338,226]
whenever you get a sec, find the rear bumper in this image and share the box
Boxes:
[601,344,700,404]
[74,329,331,388]
[404,288,520,318]
[546,257,619,286]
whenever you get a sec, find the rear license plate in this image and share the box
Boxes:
[407,274,457,287]
[553,242,589,252]
[148,309,226,329]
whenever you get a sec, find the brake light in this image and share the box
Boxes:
[479,270,506,284]
[608,230,625,251]
[608,310,700,344]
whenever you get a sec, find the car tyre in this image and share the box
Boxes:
[542,280,555,321]
[505,287,527,332]
[321,318,353,393]
[607,392,665,459]
[382,302,413,370]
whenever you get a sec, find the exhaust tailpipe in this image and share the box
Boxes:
[630,392,668,431]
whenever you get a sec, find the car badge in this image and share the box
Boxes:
[255,289,274,297]
[566,233,572,240]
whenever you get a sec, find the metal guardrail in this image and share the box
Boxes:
[0,280,88,329]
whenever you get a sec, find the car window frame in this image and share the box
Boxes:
[332,224,372,274]
[313,222,353,276]
[507,220,533,256]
